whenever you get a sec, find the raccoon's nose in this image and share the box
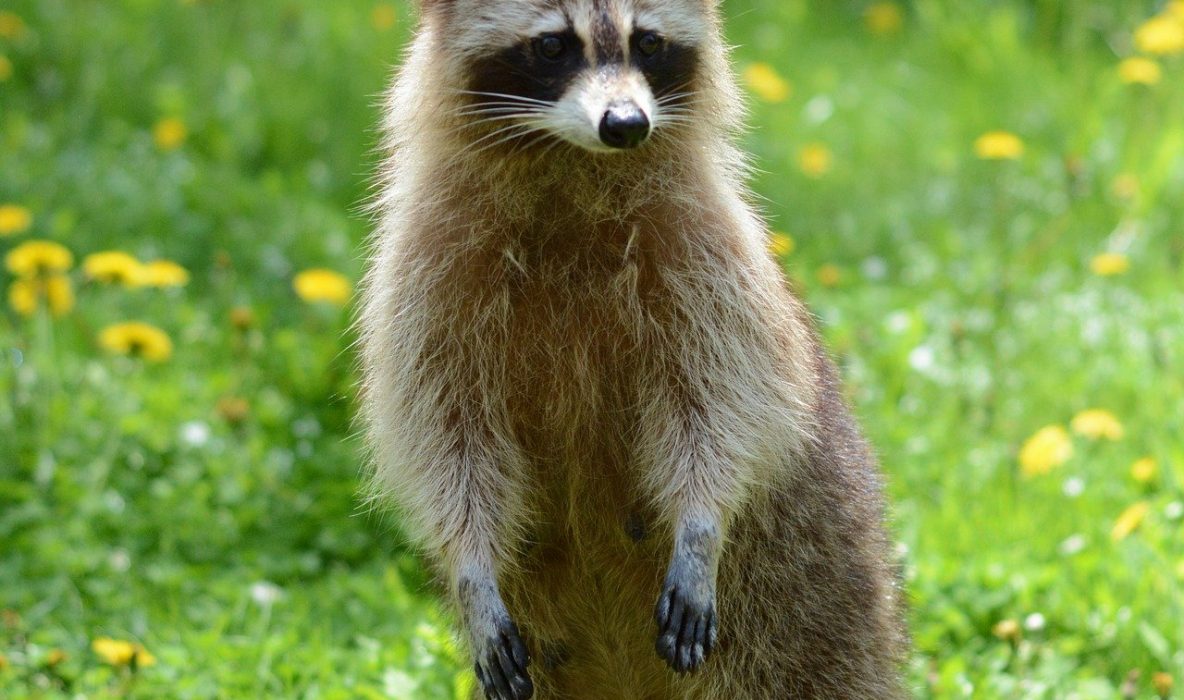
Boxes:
[599,105,651,150]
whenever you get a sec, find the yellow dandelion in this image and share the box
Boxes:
[0,11,26,40]
[768,231,795,257]
[46,649,67,666]
[798,143,833,178]
[817,264,842,288]
[0,203,33,236]
[0,55,12,82]
[1110,501,1149,542]
[371,3,397,31]
[153,117,187,151]
[864,2,904,36]
[83,251,146,286]
[1071,409,1124,441]
[991,619,1021,642]
[98,322,174,363]
[1131,457,1158,484]
[742,63,792,104]
[294,268,352,306]
[1018,425,1073,477]
[5,240,73,277]
[141,259,190,287]
[1153,672,1174,699]
[216,396,250,424]
[1135,15,1184,56]
[0,653,7,670]
[974,131,1025,160]
[230,306,255,330]
[8,276,73,317]
[44,276,73,316]
[1118,57,1162,85]
[1090,252,1130,277]
[1111,173,1139,201]
[92,637,157,668]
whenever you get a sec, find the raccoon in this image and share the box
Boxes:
[358,1,908,698]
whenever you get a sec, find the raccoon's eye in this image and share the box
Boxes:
[636,32,663,57]
[534,35,567,61]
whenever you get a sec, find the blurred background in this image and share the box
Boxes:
[1,0,1182,697]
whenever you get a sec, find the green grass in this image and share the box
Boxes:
[2,1,1183,697]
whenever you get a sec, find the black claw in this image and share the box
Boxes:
[654,581,717,674]
[655,588,671,628]
[476,621,534,700]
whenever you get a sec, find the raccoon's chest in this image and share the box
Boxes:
[494,229,656,468]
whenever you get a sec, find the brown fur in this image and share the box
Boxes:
[359,2,908,697]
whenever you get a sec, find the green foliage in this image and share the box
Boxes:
[1,0,1182,697]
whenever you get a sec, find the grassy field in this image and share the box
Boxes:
[2,0,1183,697]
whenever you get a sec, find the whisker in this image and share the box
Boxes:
[452,90,554,106]
[450,102,550,112]
[471,125,548,157]
[451,108,547,121]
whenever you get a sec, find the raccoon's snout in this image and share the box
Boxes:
[599,103,651,150]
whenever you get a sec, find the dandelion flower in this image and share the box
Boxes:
[98,322,174,362]
[0,11,26,40]
[1110,501,1149,541]
[1118,57,1162,85]
[768,231,795,257]
[742,63,791,103]
[975,131,1025,160]
[371,3,397,30]
[8,276,74,317]
[1090,252,1129,276]
[1111,173,1139,201]
[46,649,67,666]
[142,259,190,287]
[1019,425,1073,477]
[1130,457,1158,483]
[1154,672,1175,698]
[816,264,842,288]
[153,117,187,151]
[1071,409,1124,440]
[294,268,352,306]
[217,396,250,424]
[864,2,904,36]
[798,143,833,178]
[0,653,7,670]
[230,306,255,330]
[0,204,34,236]
[83,251,146,286]
[92,637,157,668]
[992,619,1021,642]
[0,55,12,82]
[5,240,73,277]
[1135,15,1184,56]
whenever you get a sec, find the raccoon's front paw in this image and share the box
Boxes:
[654,574,717,674]
[473,616,534,700]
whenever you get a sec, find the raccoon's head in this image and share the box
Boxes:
[423,0,715,154]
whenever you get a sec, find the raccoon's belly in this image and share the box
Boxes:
[498,440,673,687]
[503,484,672,697]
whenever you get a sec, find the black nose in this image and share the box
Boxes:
[599,107,651,149]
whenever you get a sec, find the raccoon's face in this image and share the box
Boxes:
[431,0,709,153]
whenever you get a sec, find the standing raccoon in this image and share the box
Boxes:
[359,0,908,698]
